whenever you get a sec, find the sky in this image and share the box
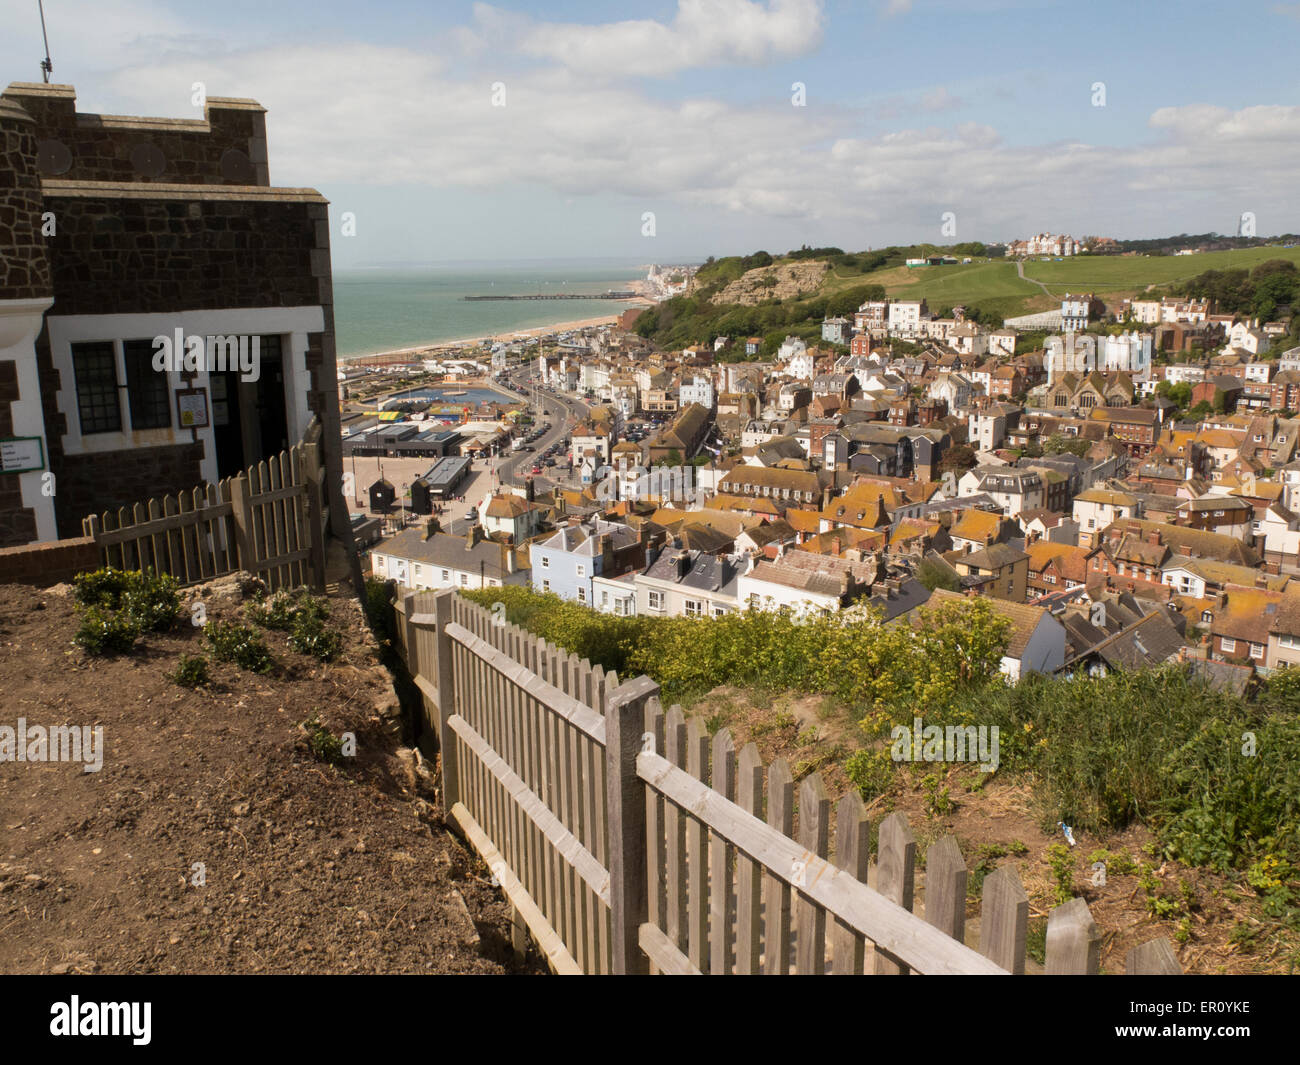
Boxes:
[3,0,1299,267]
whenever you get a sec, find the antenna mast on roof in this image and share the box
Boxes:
[37,0,54,82]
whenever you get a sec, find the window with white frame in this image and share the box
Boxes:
[1280,633,1300,648]
[1221,637,1236,653]
[647,590,664,611]
[685,599,702,617]
[541,556,550,568]
[1250,642,1264,659]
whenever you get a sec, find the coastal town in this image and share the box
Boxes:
[358,246,1300,692]
[2,0,1298,997]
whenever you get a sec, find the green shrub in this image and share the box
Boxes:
[845,748,894,801]
[288,611,342,661]
[74,605,141,655]
[172,654,211,688]
[73,567,133,608]
[247,590,329,631]
[73,567,179,631]
[1046,843,1075,905]
[302,713,344,764]
[204,620,274,673]
[364,578,394,643]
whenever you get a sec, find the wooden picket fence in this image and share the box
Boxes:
[81,420,328,592]
[394,589,1181,976]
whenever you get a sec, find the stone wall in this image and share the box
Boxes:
[56,443,205,539]
[0,98,52,300]
[0,535,99,586]
[2,83,268,187]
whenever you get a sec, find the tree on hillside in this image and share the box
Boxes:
[938,444,978,474]
[1044,432,1091,458]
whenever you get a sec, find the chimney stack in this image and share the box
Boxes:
[466,523,482,550]
[425,517,440,541]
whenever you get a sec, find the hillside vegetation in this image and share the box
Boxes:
[636,242,1300,352]
[466,585,1300,968]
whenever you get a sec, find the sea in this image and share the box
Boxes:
[333,260,647,360]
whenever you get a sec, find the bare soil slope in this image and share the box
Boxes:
[0,579,534,975]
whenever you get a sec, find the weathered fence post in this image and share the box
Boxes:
[229,474,255,572]
[1126,937,1181,975]
[305,471,328,591]
[433,590,459,812]
[980,865,1029,974]
[402,591,420,677]
[1045,897,1102,975]
[605,674,659,975]
[874,811,917,975]
[925,836,968,945]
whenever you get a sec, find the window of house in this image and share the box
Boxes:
[442,569,450,581]
[413,565,422,577]
[541,556,549,568]
[71,342,122,434]
[542,579,551,592]
[577,588,586,603]
[576,564,585,578]
[685,600,702,617]
[122,339,172,430]
[460,573,468,586]
[648,590,664,611]
[1250,642,1264,659]
[1221,637,1236,653]
[1279,633,1300,648]
[613,600,625,616]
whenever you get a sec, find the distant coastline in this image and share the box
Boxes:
[332,263,654,360]
[340,309,649,362]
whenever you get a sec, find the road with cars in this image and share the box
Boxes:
[493,365,592,491]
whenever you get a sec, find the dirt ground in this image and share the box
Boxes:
[0,578,539,975]
[679,685,1296,975]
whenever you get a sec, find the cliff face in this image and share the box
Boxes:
[710,259,829,306]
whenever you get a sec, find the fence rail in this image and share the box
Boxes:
[395,589,1180,976]
[81,422,328,592]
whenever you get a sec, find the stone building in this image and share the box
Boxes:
[0,82,341,545]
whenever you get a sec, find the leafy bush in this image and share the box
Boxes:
[74,605,141,655]
[172,654,211,688]
[971,668,1300,873]
[247,590,329,631]
[204,620,274,673]
[73,568,133,608]
[302,713,344,764]
[73,567,179,631]
[462,586,1009,718]
[364,578,394,643]
[288,611,342,661]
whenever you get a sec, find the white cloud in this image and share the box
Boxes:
[884,0,915,15]
[468,0,825,78]
[25,7,1300,248]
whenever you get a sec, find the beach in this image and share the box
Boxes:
[339,302,653,363]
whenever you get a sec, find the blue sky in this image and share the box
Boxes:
[4,0,1298,266]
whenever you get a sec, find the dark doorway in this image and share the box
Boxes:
[211,369,245,479]
[254,338,289,458]
[209,335,289,479]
